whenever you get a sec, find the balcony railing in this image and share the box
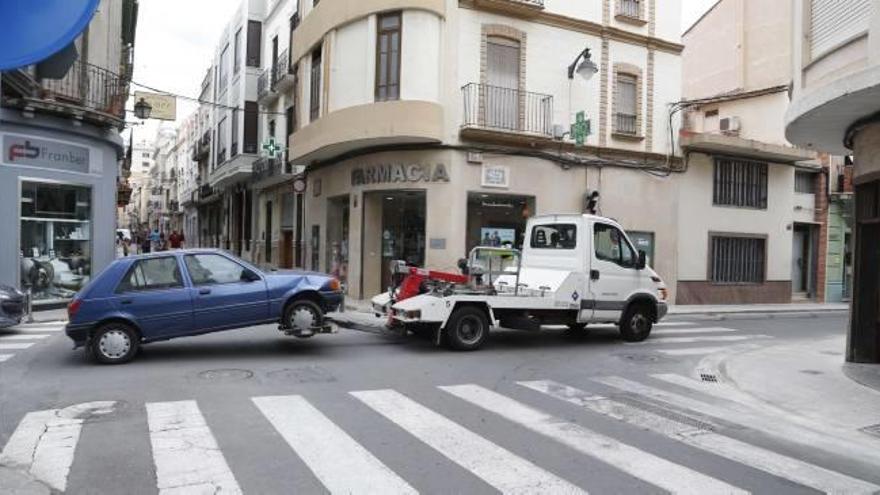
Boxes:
[272,50,295,92]
[461,83,553,137]
[252,157,291,182]
[258,68,273,101]
[192,130,211,161]
[2,59,129,125]
[614,113,638,136]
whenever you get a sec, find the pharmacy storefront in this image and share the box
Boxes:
[0,110,121,306]
[305,149,588,300]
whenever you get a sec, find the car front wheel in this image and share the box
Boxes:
[90,323,139,364]
[284,299,323,337]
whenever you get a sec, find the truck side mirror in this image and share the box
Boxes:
[637,250,647,270]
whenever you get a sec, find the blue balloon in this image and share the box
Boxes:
[0,0,100,70]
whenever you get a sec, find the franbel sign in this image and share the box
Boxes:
[351,163,450,186]
[134,91,177,121]
[3,135,90,174]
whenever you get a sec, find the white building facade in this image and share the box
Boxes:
[285,0,684,300]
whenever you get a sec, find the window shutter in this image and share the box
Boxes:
[247,20,262,67]
[810,0,872,59]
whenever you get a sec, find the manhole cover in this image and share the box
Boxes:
[799,369,823,375]
[197,369,254,381]
[266,366,336,383]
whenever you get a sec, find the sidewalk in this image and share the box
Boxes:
[714,335,880,434]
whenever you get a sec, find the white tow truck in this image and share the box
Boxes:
[372,214,669,350]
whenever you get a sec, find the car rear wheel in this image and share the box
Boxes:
[284,299,323,337]
[445,306,490,351]
[90,323,139,364]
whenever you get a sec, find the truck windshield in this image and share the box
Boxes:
[530,224,577,249]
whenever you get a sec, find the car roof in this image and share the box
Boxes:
[124,248,226,260]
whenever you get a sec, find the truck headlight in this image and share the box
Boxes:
[404,310,421,319]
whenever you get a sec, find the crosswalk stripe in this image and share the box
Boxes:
[0,354,12,362]
[441,384,746,494]
[654,322,697,327]
[351,389,585,494]
[146,400,242,495]
[0,334,53,340]
[636,335,767,345]
[0,410,84,491]
[252,395,416,494]
[594,376,880,468]
[8,326,64,332]
[521,380,880,494]
[653,327,738,335]
[0,343,35,350]
[657,347,727,356]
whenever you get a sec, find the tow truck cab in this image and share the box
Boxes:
[376,214,669,349]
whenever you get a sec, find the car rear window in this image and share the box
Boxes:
[117,257,184,292]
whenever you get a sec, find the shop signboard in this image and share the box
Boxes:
[351,163,449,186]
[133,91,178,121]
[481,164,509,188]
[2,134,90,174]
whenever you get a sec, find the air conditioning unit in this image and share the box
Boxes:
[720,116,741,135]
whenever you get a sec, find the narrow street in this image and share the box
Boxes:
[2,312,879,494]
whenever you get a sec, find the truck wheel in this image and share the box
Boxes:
[445,306,490,351]
[284,299,323,335]
[90,323,139,364]
[619,304,653,342]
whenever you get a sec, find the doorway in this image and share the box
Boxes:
[280,230,293,268]
[265,200,273,264]
[792,223,817,300]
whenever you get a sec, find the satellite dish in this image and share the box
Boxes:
[0,0,100,70]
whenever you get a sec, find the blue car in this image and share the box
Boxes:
[65,249,344,364]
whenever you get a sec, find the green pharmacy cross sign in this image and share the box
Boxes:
[571,111,591,146]
[262,138,284,158]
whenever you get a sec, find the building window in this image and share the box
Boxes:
[614,73,638,135]
[310,46,322,122]
[141,152,150,158]
[246,20,262,68]
[244,101,259,154]
[710,235,766,284]
[795,171,816,194]
[809,0,872,60]
[233,28,242,74]
[375,12,402,102]
[230,109,239,157]
[141,161,150,168]
[291,63,300,131]
[218,44,229,93]
[268,119,276,140]
[217,117,227,164]
[20,182,93,302]
[713,158,768,209]
[617,0,642,19]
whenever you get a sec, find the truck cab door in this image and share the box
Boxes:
[588,222,641,322]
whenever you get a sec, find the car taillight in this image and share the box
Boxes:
[328,278,341,291]
[67,299,82,320]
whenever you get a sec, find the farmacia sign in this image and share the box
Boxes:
[351,163,449,186]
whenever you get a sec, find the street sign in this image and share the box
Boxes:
[0,0,100,70]
[133,91,177,121]
[571,111,591,146]
[262,138,284,159]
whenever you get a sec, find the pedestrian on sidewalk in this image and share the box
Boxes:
[168,230,185,250]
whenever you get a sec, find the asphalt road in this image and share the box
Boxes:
[1,313,878,494]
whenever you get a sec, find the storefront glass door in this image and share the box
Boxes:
[20,181,92,303]
[380,191,426,291]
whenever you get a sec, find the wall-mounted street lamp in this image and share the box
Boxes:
[134,97,153,119]
[568,47,599,81]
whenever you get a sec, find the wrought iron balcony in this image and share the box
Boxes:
[252,156,292,183]
[272,50,295,92]
[461,83,553,137]
[258,68,278,105]
[1,59,129,127]
[191,130,211,161]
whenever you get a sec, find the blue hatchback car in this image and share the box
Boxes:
[65,249,344,364]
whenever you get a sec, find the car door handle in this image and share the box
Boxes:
[198,288,211,295]
[590,270,600,281]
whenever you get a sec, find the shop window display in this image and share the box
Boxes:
[20,182,92,302]
[326,196,350,291]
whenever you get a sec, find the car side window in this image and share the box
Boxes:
[185,254,252,286]
[117,257,184,292]
[594,224,637,268]
[530,224,577,249]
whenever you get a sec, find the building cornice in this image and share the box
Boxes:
[459,0,684,54]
